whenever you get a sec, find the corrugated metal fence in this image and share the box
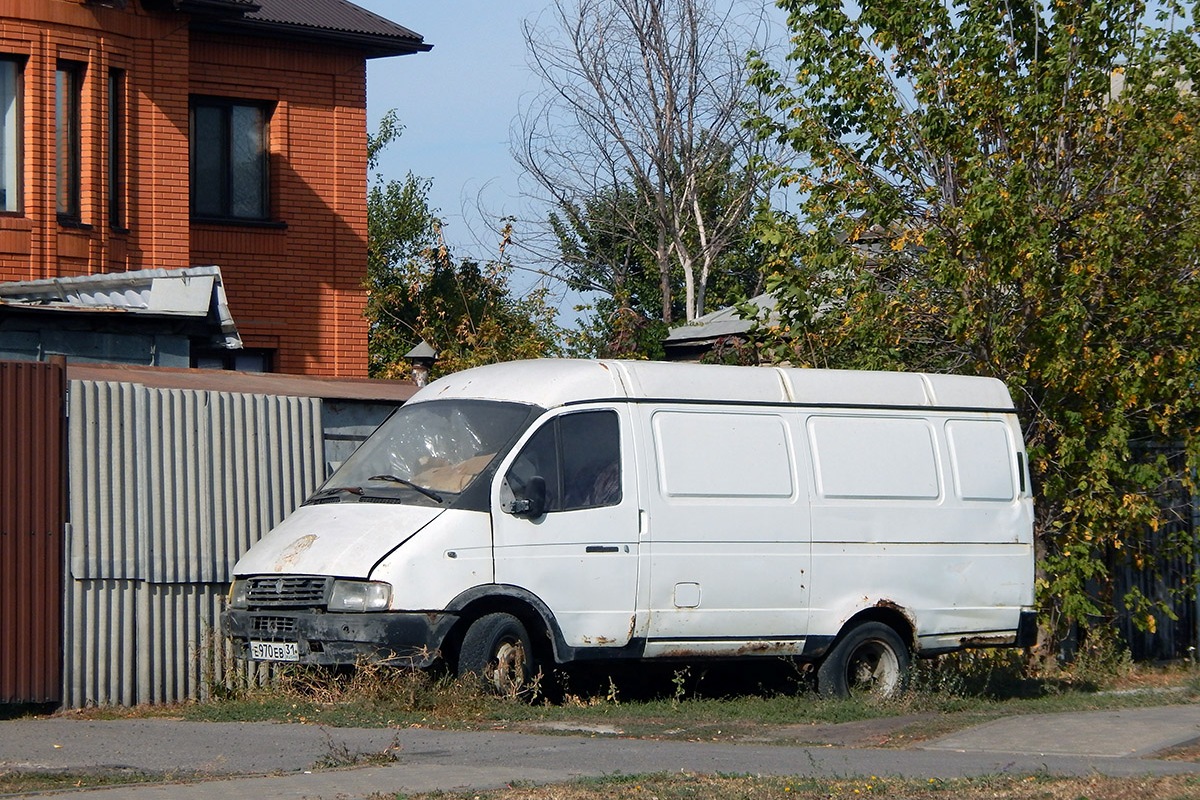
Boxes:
[0,360,65,704]
[63,381,325,706]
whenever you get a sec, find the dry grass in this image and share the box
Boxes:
[380,773,1200,800]
[0,768,184,794]
[55,653,1199,741]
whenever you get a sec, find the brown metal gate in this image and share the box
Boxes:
[0,359,65,704]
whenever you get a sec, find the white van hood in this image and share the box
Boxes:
[232,503,444,579]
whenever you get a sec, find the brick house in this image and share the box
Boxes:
[0,0,429,376]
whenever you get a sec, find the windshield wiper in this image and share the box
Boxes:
[306,486,363,504]
[368,475,444,503]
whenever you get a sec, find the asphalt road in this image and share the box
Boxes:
[0,705,1197,799]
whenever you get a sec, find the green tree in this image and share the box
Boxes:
[551,175,768,359]
[749,1,1200,644]
[366,113,563,380]
[550,184,671,358]
[366,111,439,376]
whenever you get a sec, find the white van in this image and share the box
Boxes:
[223,359,1036,697]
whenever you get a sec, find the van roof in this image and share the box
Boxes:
[409,360,1016,412]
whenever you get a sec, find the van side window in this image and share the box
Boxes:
[506,422,561,511]
[505,410,622,513]
[561,411,622,509]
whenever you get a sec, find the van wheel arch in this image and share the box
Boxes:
[444,586,562,672]
[816,608,915,699]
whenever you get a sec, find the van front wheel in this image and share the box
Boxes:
[458,612,533,696]
[817,622,909,699]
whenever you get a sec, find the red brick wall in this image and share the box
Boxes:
[0,2,374,377]
[189,36,370,377]
[0,5,192,280]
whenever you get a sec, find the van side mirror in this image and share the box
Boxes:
[507,475,548,517]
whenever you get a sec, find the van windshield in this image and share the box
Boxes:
[319,400,536,503]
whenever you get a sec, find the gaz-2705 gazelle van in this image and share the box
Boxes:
[223,359,1036,697]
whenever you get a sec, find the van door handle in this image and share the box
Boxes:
[586,545,619,553]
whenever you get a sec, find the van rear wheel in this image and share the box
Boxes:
[458,612,533,696]
[817,621,909,699]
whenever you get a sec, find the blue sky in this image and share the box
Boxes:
[352,1,549,263]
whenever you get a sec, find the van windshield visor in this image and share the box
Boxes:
[321,400,535,500]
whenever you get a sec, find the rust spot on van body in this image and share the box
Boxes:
[960,633,1016,647]
[868,599,919,650]
[736,641,792,655]
[874,598,915,627]
[579,635,616,645]
[275,534,318,571]
[658,648,702,659]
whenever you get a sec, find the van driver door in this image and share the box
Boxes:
[491,407,640,649]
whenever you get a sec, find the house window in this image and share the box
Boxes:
[108,68,125,230]
[190,98,270,220]
[56,60,84,222]
[56,61,83,221]
[0,58,21,213]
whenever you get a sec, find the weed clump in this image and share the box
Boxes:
[276,661,497,721]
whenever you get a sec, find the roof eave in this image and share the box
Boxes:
[141,0,259,18]
[196,19,432,58]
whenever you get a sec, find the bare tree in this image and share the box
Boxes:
[516,0,771,323]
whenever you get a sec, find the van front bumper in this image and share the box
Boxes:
[222,608,458,668]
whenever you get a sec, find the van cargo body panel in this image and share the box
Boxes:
[807,542,1035,642]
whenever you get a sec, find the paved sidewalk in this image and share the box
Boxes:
[0,704,1197,799]
[923,704,1200,758]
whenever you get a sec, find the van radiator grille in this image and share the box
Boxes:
[250,616,299,637]
[246,576,329,608]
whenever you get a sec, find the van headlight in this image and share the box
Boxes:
[327,580,392,612]
[228,579,248,608]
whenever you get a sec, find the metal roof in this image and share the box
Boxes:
[663,293,778,345]
[0,266,242,349]
[65,361,417,402]
[145,0,430,57]
[230,0,431,57]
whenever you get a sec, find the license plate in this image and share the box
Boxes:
[249,640,299,662]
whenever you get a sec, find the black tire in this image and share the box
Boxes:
[817,621,910,699]
[457,612,533,695]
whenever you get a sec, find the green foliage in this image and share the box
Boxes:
[749,1,1200,642]
[365,112,563,379]
[552,180,768,358]
[550,184,670,358]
